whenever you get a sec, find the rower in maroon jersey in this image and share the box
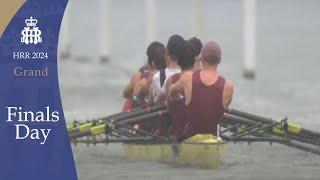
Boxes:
[165,39,197,137]
[169,41,234,138]
[153,35,193,136]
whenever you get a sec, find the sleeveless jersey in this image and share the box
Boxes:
[184,71,225,138]
[168,73,186,137]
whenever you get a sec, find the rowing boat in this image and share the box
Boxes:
[68,105,320,169]
[123,134,224,168]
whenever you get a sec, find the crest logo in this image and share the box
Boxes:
[21,16,42,45]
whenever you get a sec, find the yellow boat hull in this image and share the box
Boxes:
[123,134,224,168]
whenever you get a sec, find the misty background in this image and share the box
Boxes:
[58,0,320,179]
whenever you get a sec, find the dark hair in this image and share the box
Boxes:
[166,34,185,61]
[188,37,202,58]
[146,41,166,70]
[177,41,195,70]
[166,35,195,70]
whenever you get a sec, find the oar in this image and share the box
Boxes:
[228,109,320,145]
[222,114,320,155]
[224,114,320,146]
[111,105,165,122]
[67,106,142,134]
[69,109,168,139]
[118,110,168,124]
[68,105,165,135]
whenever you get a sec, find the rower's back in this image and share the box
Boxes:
[184,41,233,138]
[168,73,187,137]
[184,70,225,137]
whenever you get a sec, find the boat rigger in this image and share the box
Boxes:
[68,105,320,168]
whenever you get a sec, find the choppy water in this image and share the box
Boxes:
[59,0,320,179]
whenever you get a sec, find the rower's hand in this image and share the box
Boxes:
[168,92,184,102]
[157,91,165,103]
[224,107,231,113]
[153,129,161,136]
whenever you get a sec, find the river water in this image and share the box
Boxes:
[58,0,320,179]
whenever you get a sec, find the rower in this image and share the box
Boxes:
[122,64,150,111]
[166,39,197,138]
[133,41,166,100]
[169,41,234,138]
[149,35,182,103]
[133,41,167,132]
[152,35,190,136]
[161,36,201,97]
[122,42,166,109]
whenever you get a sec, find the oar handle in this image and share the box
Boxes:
[119,110,168,124]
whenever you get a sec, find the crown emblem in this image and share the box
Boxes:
[21,16,42,45]
[25,16,38,27]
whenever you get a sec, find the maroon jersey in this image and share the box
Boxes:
[184,71,225,138]
[168,73,186,137]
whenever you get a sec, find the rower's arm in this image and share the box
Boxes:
[148,83,154,100]
[160,76,172,105]
[148,75,157,103]
[168,72,193,104]
[133,79,148,99]
[146,72,155,97]
[222,80,234,110]
[133,72,155,100]
[168,75,184,97]
[123,72,140,99]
